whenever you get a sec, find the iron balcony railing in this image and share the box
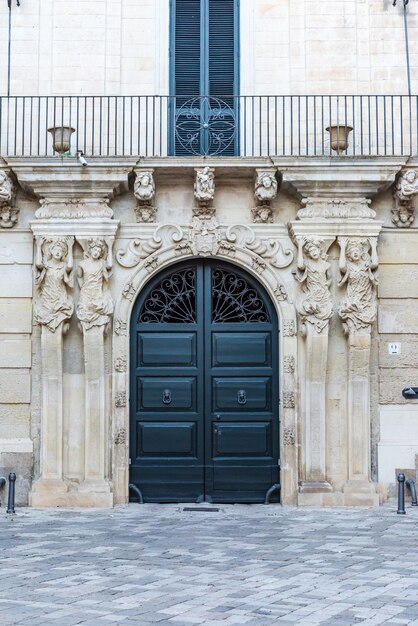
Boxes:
[1,95,418,158]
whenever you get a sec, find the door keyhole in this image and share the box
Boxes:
[237,389,247,405]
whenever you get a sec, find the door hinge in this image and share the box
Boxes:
[128,458,132,465]
[278,459,281,467]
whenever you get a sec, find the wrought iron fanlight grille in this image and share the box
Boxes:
[139,268,197,323]
[138,265,270,324]
[212,268,270,323]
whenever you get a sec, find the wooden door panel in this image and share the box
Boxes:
[138,377,196,411]
[212,377,271,412]
[212,332,271,367]
[139,333,197,366]
[213,422,272,456]
[137,422,197,456]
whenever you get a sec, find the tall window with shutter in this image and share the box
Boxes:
[170,0,239,156]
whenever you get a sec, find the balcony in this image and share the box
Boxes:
[1,95,417,158]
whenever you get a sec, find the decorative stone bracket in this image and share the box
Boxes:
[392,168,418,228]
[0,169,19,228]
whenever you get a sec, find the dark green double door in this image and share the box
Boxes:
[130,260,279,503]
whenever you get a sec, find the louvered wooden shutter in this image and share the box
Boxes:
[208,0,236,101]
[174,0,201,102]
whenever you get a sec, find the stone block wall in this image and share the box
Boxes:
[0,227,33,505]
[0,1,417,97]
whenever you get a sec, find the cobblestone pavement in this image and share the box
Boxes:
[0,503,418,626]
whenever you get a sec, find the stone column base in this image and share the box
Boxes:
[30,479,113,508]
[298,482,380,507]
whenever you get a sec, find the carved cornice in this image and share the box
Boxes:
[297,197,376,220]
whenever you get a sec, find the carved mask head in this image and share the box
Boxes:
[304,239,322,260]
[50,240,67,261]
[346,240,364,262]
[88,238,105,259]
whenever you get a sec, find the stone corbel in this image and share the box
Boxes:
[392,168,418,228]
[194,166,215,215]
[252,168,278,223]
[133,168,156,223]
[0,169,19,228]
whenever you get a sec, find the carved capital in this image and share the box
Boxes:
[297,197,375,220]
[36,198,113,220]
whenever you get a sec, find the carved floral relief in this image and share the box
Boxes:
[34,236,75,333]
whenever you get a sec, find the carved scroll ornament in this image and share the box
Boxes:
[34,236,74,332]
[294,236,333,334]
[225,225,294,269]
[338,237,378,335]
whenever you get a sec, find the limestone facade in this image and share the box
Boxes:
[0,1,418,507]
[0,155,416,507]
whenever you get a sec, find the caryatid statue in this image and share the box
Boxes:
[338,237,378,335]
[294,236,333,334]
[34,236,74,333]
[76,238,114,333]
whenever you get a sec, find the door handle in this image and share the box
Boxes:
[162,389,172,405]
[237,389,247,405]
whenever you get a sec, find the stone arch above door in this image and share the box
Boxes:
[111,223,298,505]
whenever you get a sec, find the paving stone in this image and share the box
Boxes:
[0,503,417,626]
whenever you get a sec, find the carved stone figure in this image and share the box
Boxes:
[34,236,74,332]
[294,237,333,334]
[134,170,156,222]
[252,169,277,223]
[338,237,378,335]
[194,167,215,206]
[134,170,155,204]
[76,238,114,332]
[0,171,14,207]
[0,171,17,228]
[393,169,418,228]
[254,170,278,204]
[251,205,273,224]
[135,205,157,223]
[0,206,19,228]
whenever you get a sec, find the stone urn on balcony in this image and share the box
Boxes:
[48,125,76,154]
[326,124,353,153]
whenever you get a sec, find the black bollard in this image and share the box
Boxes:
[397,472,406,515]
[406,479,418,506]
[6,472,16,514]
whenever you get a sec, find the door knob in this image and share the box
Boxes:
[162,389,172,404]
[237,389,247,405]
[215,414,221,420]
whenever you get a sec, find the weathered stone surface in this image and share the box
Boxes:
[0,338,31,368]
[378,264,418,299]
[0,405,30,439]
[379,367,418,404]
[379,334,418,368]
[378,299,418,334]
[0,266,32,298]
[0,373,31,404]
[0,299,32,333]
[379,231,418,264]
[0,233,33,264]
